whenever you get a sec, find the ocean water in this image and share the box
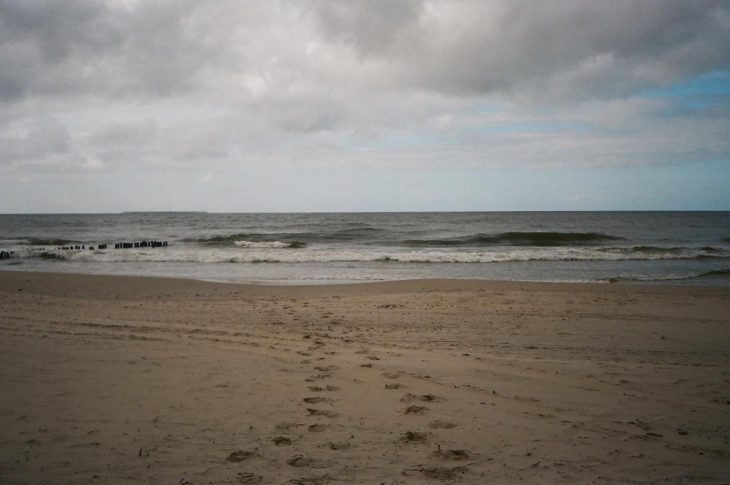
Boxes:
[1,212,729,285]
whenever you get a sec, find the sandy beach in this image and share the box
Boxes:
[0,270,728,484]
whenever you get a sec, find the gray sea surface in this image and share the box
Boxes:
[1,212,729,285]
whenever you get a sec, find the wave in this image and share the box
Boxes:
[189,227,387,246]
[619,245,721,253]
[234,240,304,249]
[23,245,730,264]
[605,268,730,283]
[0,237,80,246]
[0,239,32,245]
[599,245,728,259]
[399,231,623,247]
[187,233,276,244]
[697,268,730,277]
[37,252,67,260]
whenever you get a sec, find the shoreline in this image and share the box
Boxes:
[2,268,729,293]
[1,269,728,483]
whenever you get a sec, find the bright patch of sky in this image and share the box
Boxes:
[640,70,730,113]
[641,70,730,98]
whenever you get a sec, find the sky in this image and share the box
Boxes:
[1,0,729,213]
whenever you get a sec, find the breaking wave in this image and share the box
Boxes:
[399,231,623,247]
[185,230,625,248]
[234,240,304,249]
[599,245,727,259]
[188,228,385,245]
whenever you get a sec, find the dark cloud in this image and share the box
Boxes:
[0,0,214,100]
[3,0,728,104]
[312,0,423,58]
[310,0,730,100]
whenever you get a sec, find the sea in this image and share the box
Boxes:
[1,212,729,286]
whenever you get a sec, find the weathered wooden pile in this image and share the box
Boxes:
[113,241,167,249]
[55,241,167,251]
[0,241,169,260]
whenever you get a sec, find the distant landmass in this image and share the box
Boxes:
[121,211,208,214]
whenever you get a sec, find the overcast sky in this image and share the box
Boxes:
[1,0,729,212]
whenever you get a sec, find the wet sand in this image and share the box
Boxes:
[0,270,728,484]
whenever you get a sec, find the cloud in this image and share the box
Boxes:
[310,0,730,101]
[312,0,423,58]
[0,0,728,208]
[3,0,727,104]
[0,0,217,100]
[0,114,69,163]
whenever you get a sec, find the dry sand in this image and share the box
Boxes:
[0,270,728,484]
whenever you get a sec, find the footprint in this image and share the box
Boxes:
[287,455,313,467]
[276,422,302,431]
[434,448,471,460]
[385,383,403,390]
[236,472,263,484]
[287,455,331,468]
[273,436,292,446]
[382,372,401,379]
[305,374,332,382]
[401,393,443,403]
[303,397,331,404]
[328,441,351,451]
[405,405,428,414]
[308,424,328,432]
[308,385,339,392]
[290,474,333,485]
[428,420,457,429]
[226,449,257,462]
[419,466,468,480]
[400,431,428,443]
[306,408,339,418]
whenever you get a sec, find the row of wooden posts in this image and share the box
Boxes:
[0,241,168,259]
[56,241,169,251]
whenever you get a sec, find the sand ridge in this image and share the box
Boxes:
[0,271,728,483]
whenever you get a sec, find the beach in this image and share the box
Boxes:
[0,271,728,484]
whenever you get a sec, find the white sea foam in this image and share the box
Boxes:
[234,240,291,248]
